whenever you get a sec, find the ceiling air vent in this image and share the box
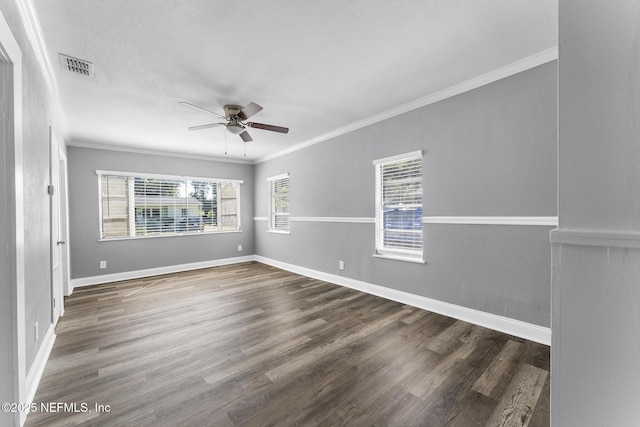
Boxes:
[59,54,93,77]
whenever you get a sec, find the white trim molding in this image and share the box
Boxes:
[68,254,552,345]
[423,216,558,226]
[290,216,375,224]
[254,256,551,346]
[266,172,290,182]
[1,11,27,425]
[14,0,69,143]
[256,216,374,224]
[550,228,640,249]
[255,216,557,226]
[256,47,558,164]
[70,255,255,289]
[373,150,423,165]
[24,324,55,408]
[70,140,254,164]
[95,169,244,184]
[13,0,57,98]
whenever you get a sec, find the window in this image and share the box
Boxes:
[268,173,290,233]
[97,170,242,240]
[373,151,423,262]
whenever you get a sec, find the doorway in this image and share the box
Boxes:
[50,129,67,323]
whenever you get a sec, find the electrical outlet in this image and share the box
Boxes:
[339,260,345,270]
[99,260,107,269]
[237,245,243,252]
[34,322,38,342]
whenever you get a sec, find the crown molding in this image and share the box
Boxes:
[13,1,557,165]
[255,47,558,164]
[14,0,70,142]
[67,140,254,165]
[13,0,56,94]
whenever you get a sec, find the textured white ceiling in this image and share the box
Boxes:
[32,0,557,162]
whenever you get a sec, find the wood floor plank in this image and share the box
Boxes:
[264,307,413,382]
[425,320,475,354]
[528,375,550,427]
[405,341,477,399]
[473,340,524,399]
[485,363,549,427]
[24,261,549,427]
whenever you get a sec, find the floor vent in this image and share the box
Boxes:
[59,54,93,77]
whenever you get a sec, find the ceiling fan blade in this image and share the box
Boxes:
[247,122,289,134]
[188,123,225,131]
[179,102,226,119]
[238,102,263,120]
[239,131,253,142]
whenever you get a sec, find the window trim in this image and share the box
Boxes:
[95,170,244,185]
[373,150,424,263]
[96,170,243,241]
[267,172,290,234]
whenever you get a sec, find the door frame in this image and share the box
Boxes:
[0,10,25,426]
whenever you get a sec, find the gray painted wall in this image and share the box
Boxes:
[1,0,56,399]
[67,147,255,279]
[254,61,557,327]
[552,1,640,426]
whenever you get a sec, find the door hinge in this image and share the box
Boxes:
[47,185,55,196]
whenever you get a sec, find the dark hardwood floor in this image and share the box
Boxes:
[26,262,549,426]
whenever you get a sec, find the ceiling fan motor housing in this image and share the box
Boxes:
[223,105,247,134]
[223,105,244,118]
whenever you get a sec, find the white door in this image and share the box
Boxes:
[59,153,71,297]
[50,130,64,323]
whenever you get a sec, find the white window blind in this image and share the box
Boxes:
[97,171,242,240]
[268,173,290,232]
[373,151,423,262]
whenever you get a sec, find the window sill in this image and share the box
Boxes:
[99,229,242,242]
[373,253,425,264]
[267,229,291,235]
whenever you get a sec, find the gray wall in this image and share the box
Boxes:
[67,147,255,279]
[254,61,557,328]
[552,1,640,426]
[1,0,56,406]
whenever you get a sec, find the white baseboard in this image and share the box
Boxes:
[21,324,56,425]
[70,255,255,289]
[254,256,551,346]
[69,254,551,345]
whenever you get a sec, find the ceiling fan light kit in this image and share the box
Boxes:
[225,123,245,134]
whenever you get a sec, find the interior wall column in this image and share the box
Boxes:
[552,1,640,426]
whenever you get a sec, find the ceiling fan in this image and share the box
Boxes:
[180,101,289,142]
